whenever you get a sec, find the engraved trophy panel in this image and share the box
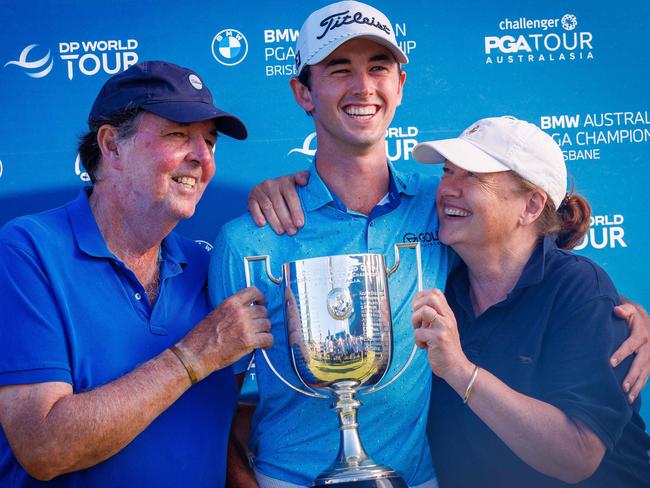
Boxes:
[283,254,392,391]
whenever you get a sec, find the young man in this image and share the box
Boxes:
[209,2,447,487]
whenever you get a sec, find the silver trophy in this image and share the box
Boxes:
[244,243,422,488]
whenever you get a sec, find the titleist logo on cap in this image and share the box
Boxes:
[317,9,391,40]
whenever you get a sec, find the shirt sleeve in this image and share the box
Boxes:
[541,295,632,451]
[0,241,72,386]
[207,226,253,375]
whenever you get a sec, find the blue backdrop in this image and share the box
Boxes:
[1,0,648,428]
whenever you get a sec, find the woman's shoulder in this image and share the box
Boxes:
[545,246,620,305]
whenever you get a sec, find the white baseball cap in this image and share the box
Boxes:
[295,1,408,74]
[413,116,567,209]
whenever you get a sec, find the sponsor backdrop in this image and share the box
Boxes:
[1,0,648,428]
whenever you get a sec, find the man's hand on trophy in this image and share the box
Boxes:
[411,289,471,383]
[247,170,310,236]
[176,287,273,381]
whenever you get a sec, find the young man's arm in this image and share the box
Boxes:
[226,374,259,488]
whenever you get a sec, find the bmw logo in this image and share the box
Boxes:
[211,29,248,66]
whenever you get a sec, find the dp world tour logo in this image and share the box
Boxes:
[288,132,317,158]
[4,44,53,78]
[195,240,214,252]
[211,29,248,66]
[74,154,90,182]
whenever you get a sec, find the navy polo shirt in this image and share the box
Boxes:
[428,236,650,487]
[0,190,237,487]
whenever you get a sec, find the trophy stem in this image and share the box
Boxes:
[333,381,370,468]
[313,381,406,487]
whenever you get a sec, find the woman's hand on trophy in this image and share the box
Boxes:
[247,170,310,236]
[411,289,472,384]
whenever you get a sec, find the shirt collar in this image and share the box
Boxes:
[67,189,114,259]
[67,189,187,267]
[449,234,558,317]
[301,160,418,213]
[510,234,557,292]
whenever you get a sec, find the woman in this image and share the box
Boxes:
[411,116,650,487]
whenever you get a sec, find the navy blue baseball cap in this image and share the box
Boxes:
[89,61,247,140]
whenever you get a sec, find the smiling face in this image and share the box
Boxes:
[291,38,405,153]
[436,161,532,255]
[112,112,217,223]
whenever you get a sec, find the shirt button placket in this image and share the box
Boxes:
[368,219,380,253]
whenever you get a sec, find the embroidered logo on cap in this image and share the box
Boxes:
[188,74,203,90]
[317,9,391,40]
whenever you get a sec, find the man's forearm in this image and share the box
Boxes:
[4,348,191,480]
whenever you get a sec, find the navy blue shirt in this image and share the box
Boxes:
[429,236,650,487]
[0,190,237,487]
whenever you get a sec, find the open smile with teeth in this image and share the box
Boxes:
[172,176,197,189]
[444,206,471,217]
[343,105,378,119]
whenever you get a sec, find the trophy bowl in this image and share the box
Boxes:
[245,244,421,487]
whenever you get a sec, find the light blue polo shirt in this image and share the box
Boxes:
[0,189,237,487]
[208,162,449,486]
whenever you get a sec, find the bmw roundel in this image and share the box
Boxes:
[211,29,248,66]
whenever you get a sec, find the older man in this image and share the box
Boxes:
[0,61,272,487]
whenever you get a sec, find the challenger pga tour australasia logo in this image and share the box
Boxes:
[485,12,593,64]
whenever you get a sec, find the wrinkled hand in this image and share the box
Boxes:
[179,287,273,380]
[247,171,310,236]
[610,300,650,403]
[411,289,471,381]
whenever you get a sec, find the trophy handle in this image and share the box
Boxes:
[244,255,328,399]
[244,255,283,286]
[363,242,422,395]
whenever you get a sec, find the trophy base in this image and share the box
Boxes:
[313,463,407,487]
[312,476,408,488]
[313,478,407,488]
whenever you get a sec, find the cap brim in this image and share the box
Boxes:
[413,138,510,173]
[306,34,408,67]
[143,102,248,140]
